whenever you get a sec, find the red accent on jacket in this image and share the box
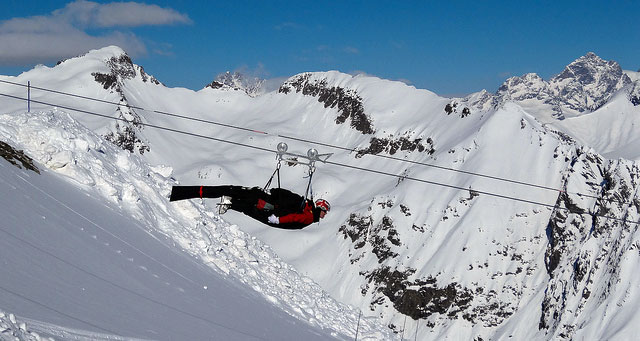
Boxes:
[278,201,315,226]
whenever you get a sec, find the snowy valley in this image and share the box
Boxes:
[1,46,640,340]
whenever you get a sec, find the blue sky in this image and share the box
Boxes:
[1,0,638,96]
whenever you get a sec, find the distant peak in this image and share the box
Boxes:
[565,52,620,70]
[82,45,130,62]
[94,45,127,56]
[205,71,265,97]
[56,45,129,66]
[466,52,633,115]
[567,52,608,66]
[553,52,624,82]
[552,52,631,112]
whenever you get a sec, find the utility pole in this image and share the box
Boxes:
[354,310,361,340]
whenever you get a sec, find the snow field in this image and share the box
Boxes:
[3,46,640,340]
[0,109,394,340]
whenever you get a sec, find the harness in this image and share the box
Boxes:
[263,142,331,207]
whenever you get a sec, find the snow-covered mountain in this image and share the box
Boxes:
[1,46,640,340]
[456,53,640,161]
[0,109,390,340]
[460,52,635,120]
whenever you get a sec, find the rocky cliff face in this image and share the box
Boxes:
[279,73,375,134]
[540,147,640,338]
[630,82,640,106]
[0,140,39,174]
[90,52,154,154]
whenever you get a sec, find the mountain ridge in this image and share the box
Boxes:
[459,52,637,121]
[1,46,640,340]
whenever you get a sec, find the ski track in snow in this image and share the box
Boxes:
[14,171,197,288]
[1,307,154,341]
[0,110,394,340]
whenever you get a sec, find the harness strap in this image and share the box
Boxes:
[264,161,281,191]
[301,169,314,210]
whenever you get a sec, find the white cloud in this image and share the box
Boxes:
[263,76,290,92]
[0,29,146,65]
[54,0,192,28]
[343,46,359,55]
[0,0,190,66]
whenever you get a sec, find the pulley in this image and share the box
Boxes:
[264,142,332,198]
[274,142,332,167]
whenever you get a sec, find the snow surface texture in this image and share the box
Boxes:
[1,46,640,340]
[0,111,391,339]
[1,310,52,341]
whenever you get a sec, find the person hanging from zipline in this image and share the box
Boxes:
[169,185,330,230]
[171,142,332,229]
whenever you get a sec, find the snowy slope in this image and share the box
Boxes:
[1,46,640,340]
[0,110,392,340]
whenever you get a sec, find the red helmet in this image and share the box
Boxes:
[315,199,331,212]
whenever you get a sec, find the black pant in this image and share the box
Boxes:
[171,184,266,208]
[169,185,310,229]
[170,185,272,222]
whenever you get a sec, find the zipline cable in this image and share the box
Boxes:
[0,79,563,189]
[1,91,638,225]
[0,92,273,154]
[0,81,634,206]
[0,79,628,205]
[0,78,269,135]
[324,160,639,225]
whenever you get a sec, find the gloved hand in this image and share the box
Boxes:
[268,215,279,224]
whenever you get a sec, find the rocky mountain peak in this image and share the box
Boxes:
[86,48,153,155]
[548,52,632,112]
[279,72,375,134]
[90,49,160,90]
[552,52,628,88]
[465,53,634,117]
[205,71,265,97]
[497,72,549,102]
[554,52,611,81]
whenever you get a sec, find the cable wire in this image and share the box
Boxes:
[0,78,269,135]
[0,92,273,154]
[0,79,563,188]
[2,78,628,205]
[1,91,639,225]
[324,160,639,225]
